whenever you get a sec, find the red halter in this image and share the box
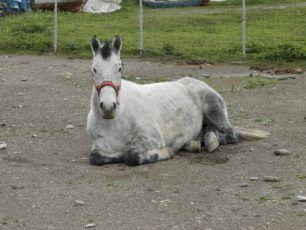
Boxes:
[94,80,121,105]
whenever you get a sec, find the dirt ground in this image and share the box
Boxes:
[0,55,305,230]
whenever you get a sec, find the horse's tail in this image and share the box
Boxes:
[234,126,270,141]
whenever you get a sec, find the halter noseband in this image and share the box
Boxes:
[94,80,121,105]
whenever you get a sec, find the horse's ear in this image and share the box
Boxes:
[112,35,122,53]
[91,35,101,54]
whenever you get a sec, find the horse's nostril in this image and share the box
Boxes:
[100,102,104,110]
[113,103,117,109]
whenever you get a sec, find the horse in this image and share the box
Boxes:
[86,35,268,166]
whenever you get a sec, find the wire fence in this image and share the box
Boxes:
[132,0,306,62]
[0,0,305,62]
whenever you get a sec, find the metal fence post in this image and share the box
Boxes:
[54,0,58,54]
[242,0,246,58]
[139,0,144,55]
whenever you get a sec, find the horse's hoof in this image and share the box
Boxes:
[124,150,158,166]
[204,133,219,153]
[184,140,201,153]
[124,151,141,166]
[89,150,105,166]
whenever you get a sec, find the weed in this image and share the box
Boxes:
[297,175,306,180]
[235,194,249,201]
[163,43,175,56]
[243,77,277,89]
[262,45,306,61]
[258,196,271,202]
[281,193,295,200]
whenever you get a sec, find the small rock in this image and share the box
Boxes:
[64,98,68,101]
[263,176,280,182]
[274,149,290,156]
[0,123,6,127]
[0,142,7,149]
[239,183,249,187]
[1,79,6,82]
[32,134,37,138]
[248,177,259,181]
[12,185,24,190]
[65,124,74,130]
[250,148,255,151]
[202,74,211,78]
[136,77,141,80]
[297,195,306,202]
[296,68,303,74]
[21,78,27,81]
[17,92,23,96]
[75,200,85,206]
[85,223,96,228]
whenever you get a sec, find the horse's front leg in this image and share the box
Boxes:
[89,150,123,166]
[123,135,173,166]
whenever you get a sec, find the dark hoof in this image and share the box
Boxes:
[226,129,239,144]
[124,151,141,166]
[124,150,159,167]
[89,150,105,166]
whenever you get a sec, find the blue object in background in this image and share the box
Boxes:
[0,0,29,15]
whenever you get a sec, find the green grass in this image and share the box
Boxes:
[243,77,277,89]
[0,0,305,66]
[297,174,306,180]
[209,0,304,7]
[258,195,272,202]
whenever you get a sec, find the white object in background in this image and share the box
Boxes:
[0,142,7,149]
[83,0,122,13]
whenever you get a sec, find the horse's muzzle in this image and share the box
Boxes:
[100,102,116,119]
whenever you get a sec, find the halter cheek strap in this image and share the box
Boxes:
[94,80,121,105]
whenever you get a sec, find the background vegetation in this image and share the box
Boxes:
[0,0,305,66]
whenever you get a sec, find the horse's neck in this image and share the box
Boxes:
[91,87,100,116]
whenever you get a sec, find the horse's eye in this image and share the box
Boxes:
[93,68,97,73]
[119,67,122,72]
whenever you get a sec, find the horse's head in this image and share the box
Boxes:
[91,35,122,119]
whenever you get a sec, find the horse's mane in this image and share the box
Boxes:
[101,42,112,60]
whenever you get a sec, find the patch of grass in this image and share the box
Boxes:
[235,194,249,201]
[297,175,306,180]
[243,77,277,89]
[163,43,176,56]
[281,192,295,200]
[0,0,305,67]
[272,183,294,190]
[258,196,272,202]
[209,0,304,7]
[255,117,277,126]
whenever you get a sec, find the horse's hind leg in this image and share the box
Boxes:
[203,92,239,145]
[183,140,202,153]
[203,126,220,152]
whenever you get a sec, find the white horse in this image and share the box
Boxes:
[86,36,264,166]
